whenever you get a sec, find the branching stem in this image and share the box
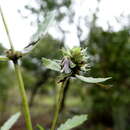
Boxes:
[0,5,33,130]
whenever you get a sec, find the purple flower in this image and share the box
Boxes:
[61,57,71,74]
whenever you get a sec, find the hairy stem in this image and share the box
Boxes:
[60,79,70,112]
[0,5,14,51]
[51,78,69,130]
[14,61,33,130]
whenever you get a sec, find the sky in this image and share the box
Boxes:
[0,0,130,50]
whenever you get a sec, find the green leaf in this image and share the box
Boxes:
[37,124,45,130]
[0,56,9,61]
[22,11,56,55]
[42,57,61,72]
[76,75,111,83]
[31,11,55,41]
[1,112,21,130]
[57,114,87,130]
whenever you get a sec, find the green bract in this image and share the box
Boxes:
[42,47,111,84]
[42,47,90,75]
[42,57,61,72]
[61,47,89,74]
[42,47,111,83]
[76,75,112,83]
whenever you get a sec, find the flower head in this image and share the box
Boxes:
[42,46,111,84]
[61,47,90,75]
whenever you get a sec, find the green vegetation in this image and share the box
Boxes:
[0,5,93,130]
[1,112,21,130]
[0,0,130,130]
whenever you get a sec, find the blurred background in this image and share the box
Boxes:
[0,0,130,130]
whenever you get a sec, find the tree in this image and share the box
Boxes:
[85,26,130,129]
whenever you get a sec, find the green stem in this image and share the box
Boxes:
[0,5,14,51]
[51,78,69,130]
[14,61,33,130]
[0,5,33,130]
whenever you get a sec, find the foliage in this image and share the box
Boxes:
[42,46,111,130]
[24,0,72,22]
[57,115,87,130]
[1,112,21,130]
[37,124,45,130]
[83,25,130,129]
[0,6,56,130]
[22,11,56,55]
[21,35,61,106]
[0,56,9,61]
[76,75,111,84]
[2,0,130,129]
[42,57,61,72]
[42,46,111,84]
[0,44,15,119]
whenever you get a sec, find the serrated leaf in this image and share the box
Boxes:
[37,124,45,130]
[22,11,56,55]
[57,115,87,130]
[1,112,21,130]
[0,56,9,61]
[42,57,61,72]
[76,75,111,83]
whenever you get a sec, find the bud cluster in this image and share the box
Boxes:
[61,47,90,75]
[6,49,22,63]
